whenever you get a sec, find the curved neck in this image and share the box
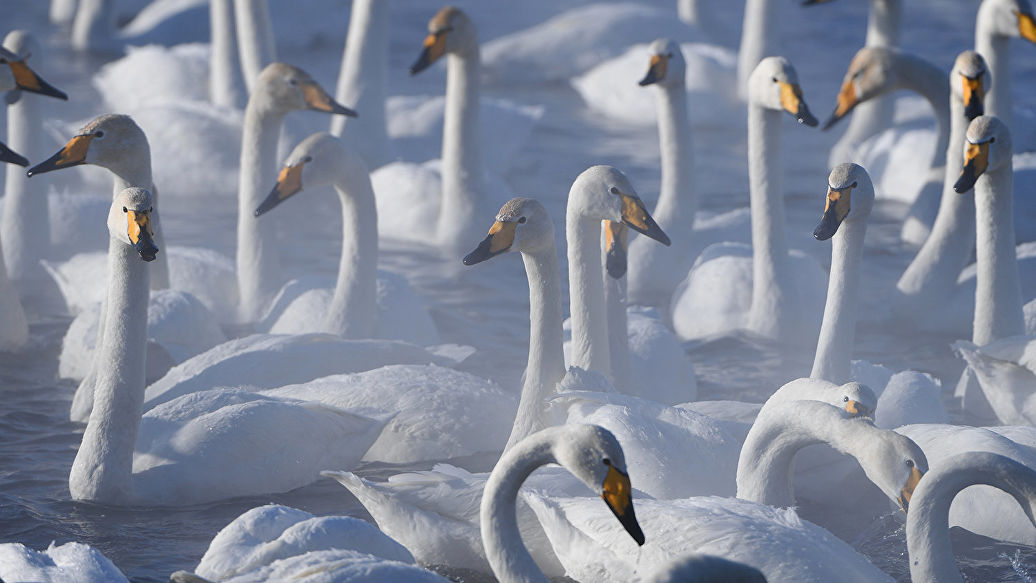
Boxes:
[236,105,285,322]
[567,214,611,377]
[506,246,566,451]
[866,0,902,47]
[973,161,1024,345]
[908,454,1036,583]
[746,105,792,339]
[69,240,149,503]
[3,79,48,282]
[737,0,778,99]
[437,47,484,253]
[895,54,951,161]
[234,0,276,93]
[652,82,696,230]
[330,0,391,169]
[210,0,246,108]
[326,177,379,339]
[811,217,867,383]
[976,10,1012,124]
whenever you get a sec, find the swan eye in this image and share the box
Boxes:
[122,206,127,213]
[289,78,298,86]
[905,460,914,468]
[602,458,611,466]
[843,396,849,402]
[94,130,105,139]
[518,217,527,224]
[609,186,619,195]
[303,155,313,163]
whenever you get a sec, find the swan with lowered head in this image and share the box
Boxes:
[975,0,1036,130]
[670,56,825,344]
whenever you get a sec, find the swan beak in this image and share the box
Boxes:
[779,81,818,127]
[814,183,853,240]
[4,59,68,100]
[27,133,95,177]
[801,0,832,5]
[410,30,449,75]
[601,465,646,546]
[953,140,989,194]
[127,209,159,262]
[897,465,923,513]
[845,400,871,418]
[961,76,984,121]
[301,82,357,117]
[823,78,858,130]
[462,219,517,265]
[604,220,628,279]
[638,54,668,86]
[1019,11,1036,43]
[619,191,670,246]
[256,162,305,217]
[0,141,29,167]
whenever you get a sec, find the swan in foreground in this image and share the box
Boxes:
[907,452,1036,583]
[0,542,129,583]
[71,188,387,505]
[252,132,437,345]
[670,56,825,344]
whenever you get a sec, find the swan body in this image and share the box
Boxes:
[955,336,1036,425]
[0,542,129,583]
[644,554,767,583]
[193,549,449,582]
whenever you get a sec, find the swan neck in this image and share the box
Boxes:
[737,0,778,98]
[896,55,951,158]
[2,77,48,281]
[811,218,866,383]
[437,46,484,252]
[567,214,611,377]
[976,10,1011,122]
[210,0,246,108]
[234,0,276,92]
[653,82,696,226]
[108,150,168,290]
[865,0,902,47]
[973,162,1024,345]
[327,177,379,338]
[604,266,630,390]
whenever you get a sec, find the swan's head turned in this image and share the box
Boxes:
[859,430,926,514]
[463,197,553,264]
[978,0,1036,42]
[639,39,684,88]
[569,165,670,246]
[0,41,67,100]
[954,115,1012,193]
[823,47,898,130]
[253,63,356,117]
[255,133,366,217]
[554,424,645,546]
[952,51,988,121]
[839,381,877,418]
[411,6,477,75]
[28,114,148,178]
[814,163,874,240]
[749,57,817,127]
[109,187,158,262]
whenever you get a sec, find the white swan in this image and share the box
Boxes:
[0,542,130,583]
[70,188,387,505]
[670,56,826,344]
[736,0,780,99]
[233,0,275,92]
[252,132,437,345]
[643,554,767,583]
[236,62,355,323]
[956,336,1036,425]
[907,452,1036,583]
[209,0,246,108]
[975,0,1036,131]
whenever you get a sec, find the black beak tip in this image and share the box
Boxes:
[813,224,835,241]
[798,109,819,127]
[953,177,973,194]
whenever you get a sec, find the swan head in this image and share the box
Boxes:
[568,165,671,246]
[255,132,367,217]
[410,6,478,75]
[27,114,149,178]
[839,381,877,418]
[0,141,28,167]
[952,51,988,121]
[856,428,927,513]
[978,0,1036,42]
[638,39,685,88]
[813,163,874,240]
[954,115,1012,193]
[109,187,159,262]
[252,63,356,117]
[749,57,817,126]
[554,424,646,546]
[463,197,554,264]
[0,43,67,100]
[823,47,901,130]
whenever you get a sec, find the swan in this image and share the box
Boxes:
[0,542,130,583]
[70,188,388,505]
[210,0,245,108]
[233,0,275,92]
[975,0,1036,132]
[236,62,355,323]
[251,132,437,345]
[955,336,1036,425]
[736,0,780,99]
[643,554,767,583]
[670,56,826,344]
[907,452,1036,583]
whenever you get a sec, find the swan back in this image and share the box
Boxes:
[646,554,768,583]
[251,63,356,117]
[639,38,685,88]
[464,197,554,263]
[747,57,817,126]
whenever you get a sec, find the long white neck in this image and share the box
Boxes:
[325,176,379,339]
[973,158,1024,345]
[897,54,952,163]
[329,0,391,169]
[907,452,1036,583]
[567,215,611,377]
[505,246,566,451]
[745,105,793,340]
[210,0,246,108]
[236,106,285,322]
[69,239,149,503]
[975,9,1012,126]
[50,0,78,25]
[234,0,276,93]
[896,87,976,297]
[110,157,168,290]
[866,0,902,47]
[604,264,630,391]
[811,216,867,383]
[437,46,484,254]
[737,0,778,99]
[652,80,696,237]
[3,79,48,282]
[71,0,114,52]
[481,428,559,583]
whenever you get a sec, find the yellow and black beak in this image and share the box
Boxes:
[300,81,357,117]
[410,29,449,76]
[638,54,668,86]
[953,140,989,194]
[601,465,646,546]
[127,208,158,262]
[897,465,923,513]
[779,81,818,127]
[255,162,305,216]
[845,400,871,418]
[604,220,628,279]
[27,133,95,177]
[0,140,28,167]
[961,75,984,121]
[619,191,670,246]
[4,59,68,100]
[463,219,517,265]
[1019,10,1036,43]
[823,76,859,130]
[814,182,853,240]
